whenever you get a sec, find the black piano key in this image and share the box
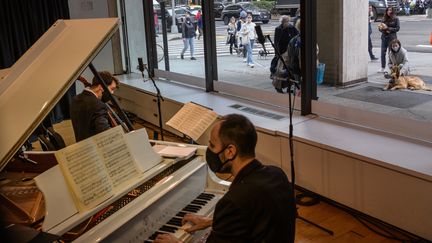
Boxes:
[191,199,207,206]
[182,207,198,213]
[167,219,182,227]
[149,231,164,240]
[184,205,202,211]
[160,225,178,233]
[176,211,187,217]
[197,194,214,201]
[200,192,215,198]
[167,218,182,226]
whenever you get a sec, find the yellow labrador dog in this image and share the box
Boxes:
[383,66,431,91]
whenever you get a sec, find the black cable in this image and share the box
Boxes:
[354,215,412,242]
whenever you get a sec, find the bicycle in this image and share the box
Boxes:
[156,43,164,63]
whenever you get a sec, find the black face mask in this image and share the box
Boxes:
[205,146,233,173]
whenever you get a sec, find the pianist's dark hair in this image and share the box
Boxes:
[218,114,257,158]
[91,71,119,87]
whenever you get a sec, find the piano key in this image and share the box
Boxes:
[149,231,164,240]
[146,192,218,241]
[191,199,207,205]
[159,225,178,233]
[183,205,202,211]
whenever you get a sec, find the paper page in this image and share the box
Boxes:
[153,144,197,159]
[92,126,139,191]
[166,102,218,141]
[124,128,162,173]
[55,139,113,212]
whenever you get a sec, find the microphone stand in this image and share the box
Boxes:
[138,64,165,141]
[265,35,333,236]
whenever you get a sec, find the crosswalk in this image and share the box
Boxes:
[158,39,275,59]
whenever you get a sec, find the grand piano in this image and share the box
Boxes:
[0,18,229,242]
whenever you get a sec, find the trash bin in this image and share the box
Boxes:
[316,63,326,85]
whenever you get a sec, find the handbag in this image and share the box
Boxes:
[241,34,250,45]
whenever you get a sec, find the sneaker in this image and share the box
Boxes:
[249,63,254,68]
[180,54,184,59]
[243,59,247,63]
[377,68,385,73]
[191,57,196,60]
[371,57,379,61]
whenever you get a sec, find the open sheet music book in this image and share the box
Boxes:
[166,102,218,141]
[55,126,162,212]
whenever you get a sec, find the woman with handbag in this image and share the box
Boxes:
[240,14,256,68]
[227,17,238,55]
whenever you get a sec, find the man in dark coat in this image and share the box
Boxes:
[70,71,118,142]
[155,114,296,243]
[270,15,299,78]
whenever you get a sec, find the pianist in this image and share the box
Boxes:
[70,71,118,142]
[155,114,296,243]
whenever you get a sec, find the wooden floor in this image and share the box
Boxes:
[44,120,413,243]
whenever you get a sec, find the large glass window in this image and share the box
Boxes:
[155,1,206,80]
[315,1,432,124]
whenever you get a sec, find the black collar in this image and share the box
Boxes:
[232,159,262,186]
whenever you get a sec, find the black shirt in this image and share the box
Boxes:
[70,90,111,142]
[207,160,296,243]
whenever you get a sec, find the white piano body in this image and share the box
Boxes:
[0,18,229,242]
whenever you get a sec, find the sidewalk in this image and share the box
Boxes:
[159,38,432,122]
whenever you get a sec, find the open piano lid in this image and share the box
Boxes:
[0,18,119,171]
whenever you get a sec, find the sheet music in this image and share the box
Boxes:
[93,126,139,190]
[166,102,218,141]
[55,140,113,212]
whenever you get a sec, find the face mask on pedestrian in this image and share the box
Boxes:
[186,17,191,23]
[391,44,400,52]
[205,145,236,173]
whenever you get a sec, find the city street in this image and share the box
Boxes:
[154,14,432,122]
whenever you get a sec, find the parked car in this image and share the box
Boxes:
[369,0,401,21]
[214,1,225,18]
[221,2,270,25]
[159,7,196,33]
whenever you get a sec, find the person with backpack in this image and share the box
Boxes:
[270,15,299,79]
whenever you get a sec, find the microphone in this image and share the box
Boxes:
[137,57,145,77]
[254,24,266,46]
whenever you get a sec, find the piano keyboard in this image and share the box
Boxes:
[145,192,218,242]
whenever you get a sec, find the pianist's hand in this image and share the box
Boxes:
[154,233,181,243]
[182,213,213,233]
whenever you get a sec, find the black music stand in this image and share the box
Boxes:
[257,26,333,236]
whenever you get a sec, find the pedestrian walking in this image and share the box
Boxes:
[237,11,247,59]
[368,5,378,61]
[227,17,238,55]
[378,7,399,73]
[240,14,256,68]
[403,0,411,15]
[181,13,196,60]
[196,10,203,40]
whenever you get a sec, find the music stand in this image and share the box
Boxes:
[256,25,333,236]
